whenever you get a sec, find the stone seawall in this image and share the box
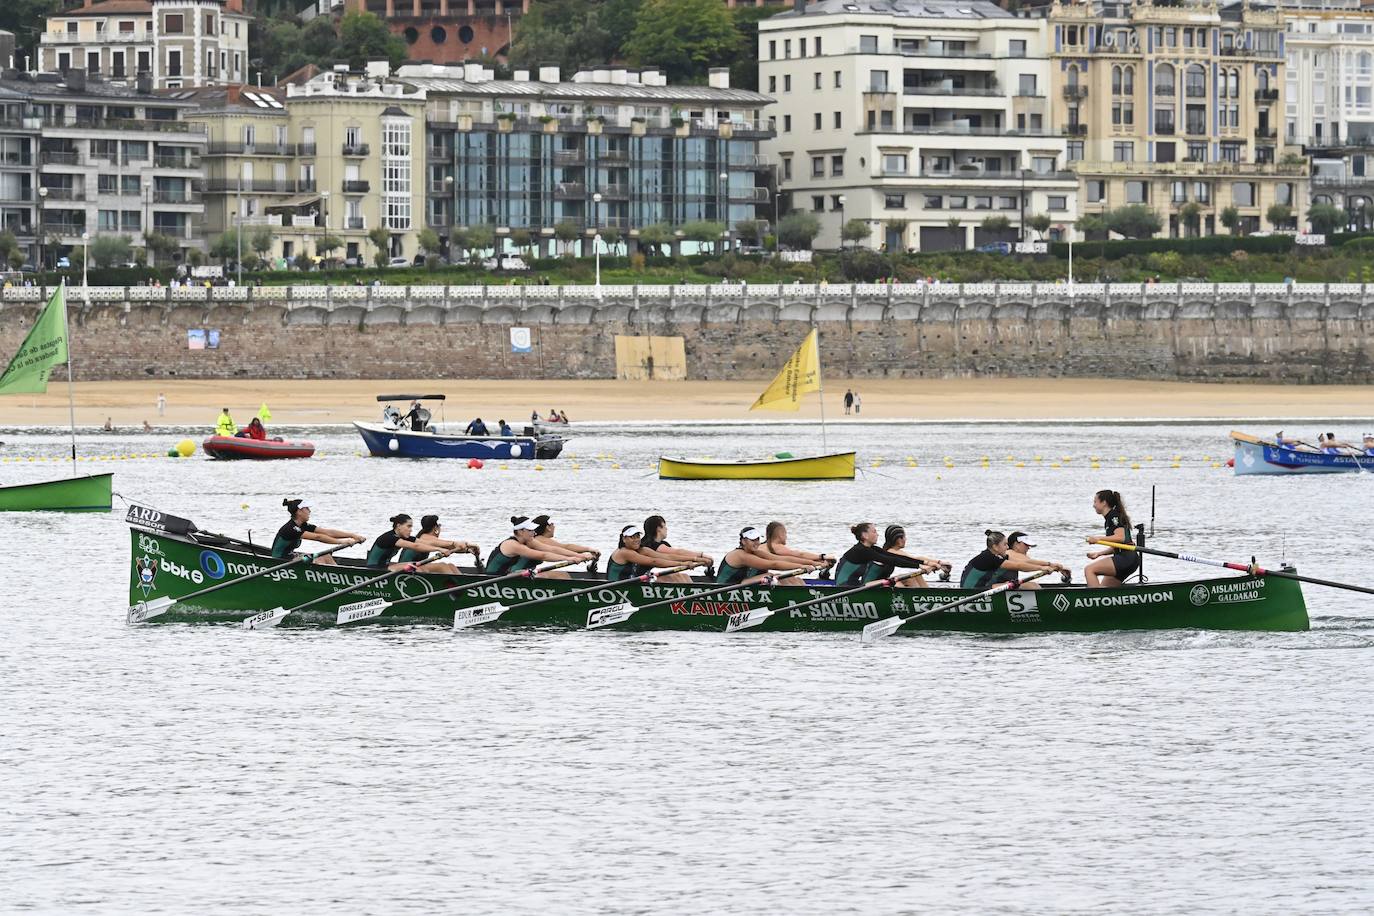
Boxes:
[1,283,1371,383]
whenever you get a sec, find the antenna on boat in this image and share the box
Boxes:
[1150,484,1156,537]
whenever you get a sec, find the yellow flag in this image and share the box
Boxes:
[750,328,821,412]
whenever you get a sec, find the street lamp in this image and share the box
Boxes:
[142,177,152,265]
[718,170,728,250]
[444,175,455,260]
[235,174,243,287]
[592,190,602,264]
[837,193,847,250]
[593,231,603,300]
[80,231,89,302]
[37,186,47,271]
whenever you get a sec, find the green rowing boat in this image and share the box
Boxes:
[126,511,1310,633]
[1,473,113,512]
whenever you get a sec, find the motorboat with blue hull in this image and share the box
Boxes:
[1231,431,1365,475]
[355,394,566,460]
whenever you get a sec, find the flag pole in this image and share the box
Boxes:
[60,280,77,473]
[815,325,828,451]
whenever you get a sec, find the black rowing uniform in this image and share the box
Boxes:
[834,544,926,586]
[1102,508,1140,580]
[960,550,1013,589]
[272,519,316,558]
[367,530,405,567]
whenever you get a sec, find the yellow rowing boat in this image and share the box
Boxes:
[658,452,856,480]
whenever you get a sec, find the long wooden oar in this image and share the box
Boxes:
[584,564,829,630]
[243,551,464,630]
[127,540,360,624]
[330,559,584,625]
[725,569,928,634]
[450,563,698,630]
[861,569,1053,644]
[1094,540,1374,597]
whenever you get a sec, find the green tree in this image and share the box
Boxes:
[1308,202,1344,235]
[417,228,441,258]
[143,232,179,265]
[1105,205,1162,239]
[735,219,764,248]
[682,219,726,255]
[90,235,132,267]
[623,0,741,84]
[777,212,821,250]
[509,0,619,75]
[0,230,22,266]
[980,214,1012,233]
[638,222,674,257]
[599,226,623,255]
[509,228,534,260]
[367,226,390,267]
[250,227,275,264]
[727,6,780,91]
[1178,202,1203,237]
[338,12,407,72]
[554,220,581,256]
[465,224,496,263]
[1266,203,1293,230]
[841,218,869,249]
[1220,205,1241,236]
[1026,213,1052,238]
[209,230,239,265]
[316,234,343,264]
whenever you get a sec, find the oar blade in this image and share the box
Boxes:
[336,598,391,626]
[126,595,175,624]
[243,607,290,630]
[725,607,774,633]
[452,601,510,630]
[585,602,638,630]
[861,614,906,645]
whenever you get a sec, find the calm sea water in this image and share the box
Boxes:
[3,421,1373,914]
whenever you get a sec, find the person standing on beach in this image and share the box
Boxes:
[157,392,166,416]
[853,391,862,414]
[843,389,854,415]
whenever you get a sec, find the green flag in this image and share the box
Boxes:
[0,285,68,395]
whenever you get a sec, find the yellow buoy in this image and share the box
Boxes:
[176,439,195,458]
[1131,462,1141,469]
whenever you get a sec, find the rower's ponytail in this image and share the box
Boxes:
[419,514,440,534]
[985,529,1006,549]
[390,513,411,527]
[1095,489,1131,528]
[283,498,302,515]
[851,522,873,540]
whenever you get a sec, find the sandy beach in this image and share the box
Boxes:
[1,378,1370,427]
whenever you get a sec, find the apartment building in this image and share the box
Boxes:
[38,0,251,89]
[1283,0,1374,225]
[402,62,773,256]
[0,71,207,267]
[759,0,1076,253]
[1050,0,1307,237]
[0,86,41,267]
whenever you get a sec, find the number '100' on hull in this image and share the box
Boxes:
[128,526,1310,633]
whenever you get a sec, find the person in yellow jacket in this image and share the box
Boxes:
[258,402,272,422]
[215,408,236,437]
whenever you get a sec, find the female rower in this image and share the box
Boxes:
[641,515,713,571]
[760,521,830,569]
[531,515,602,568]
[397,515,480,571]
[834,523,940,587]
[486,516,590,579]
[1083,489,1141,588]
[367,514,456,573]
[874,525,950,588]
[607,525,693,583]
[962,530,1067,590]
[271,498,363,564]
[716,526,814,586]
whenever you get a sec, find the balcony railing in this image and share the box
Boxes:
[154,154,200,169]
[342,143,370,157]
[151,225,195,240]
[1255,88,1279,102]
[347,217,366,230]
[41,151,80,165]
[598,184,629,199]
[41,117,206,135]
[1156,85,1176,97]
[205,179,317,194]
[342,180,370,194]
[207,142,301,157]
[1062,85,1088,99]
[152,189,201,204]
[875,125,1062,138]
[291,215,321,228]
[1185,86,1206,98]
[1066,123,1088,136]
[866,45,992,59]
[39,186,83,201]
[555,181,585,198]
[903,85,1001,97]
[554,149,585,165]
[728,187,769,202]
[1155,123,1176,136]
[1255,127,1278,140]
[42,220,86,234]
[598,149,630,162]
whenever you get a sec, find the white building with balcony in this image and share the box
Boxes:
[37,0,250,90]
[759,0,1076,252]
[1284,0,1374,224]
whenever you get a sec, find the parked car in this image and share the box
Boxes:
[386,256,410,268]
[55,256,71,269]
[975,242,1012,255]
[483,255,530,271]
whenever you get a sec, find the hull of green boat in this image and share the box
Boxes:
[128,528,1310,633]
[1,473,112,512]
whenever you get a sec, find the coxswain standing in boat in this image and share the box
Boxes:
[874,525,950,587]
[271,498,364,565]
[717,526,815,586]
[530,515,601,569]
[835,523,940,588]
[485,517,590,579]
[367,514,458,573]
[607,525,696,583]
[1084,489,1141,588]
[961,530,1067,590]
[397,515,480,571]
[640,515,714,574]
